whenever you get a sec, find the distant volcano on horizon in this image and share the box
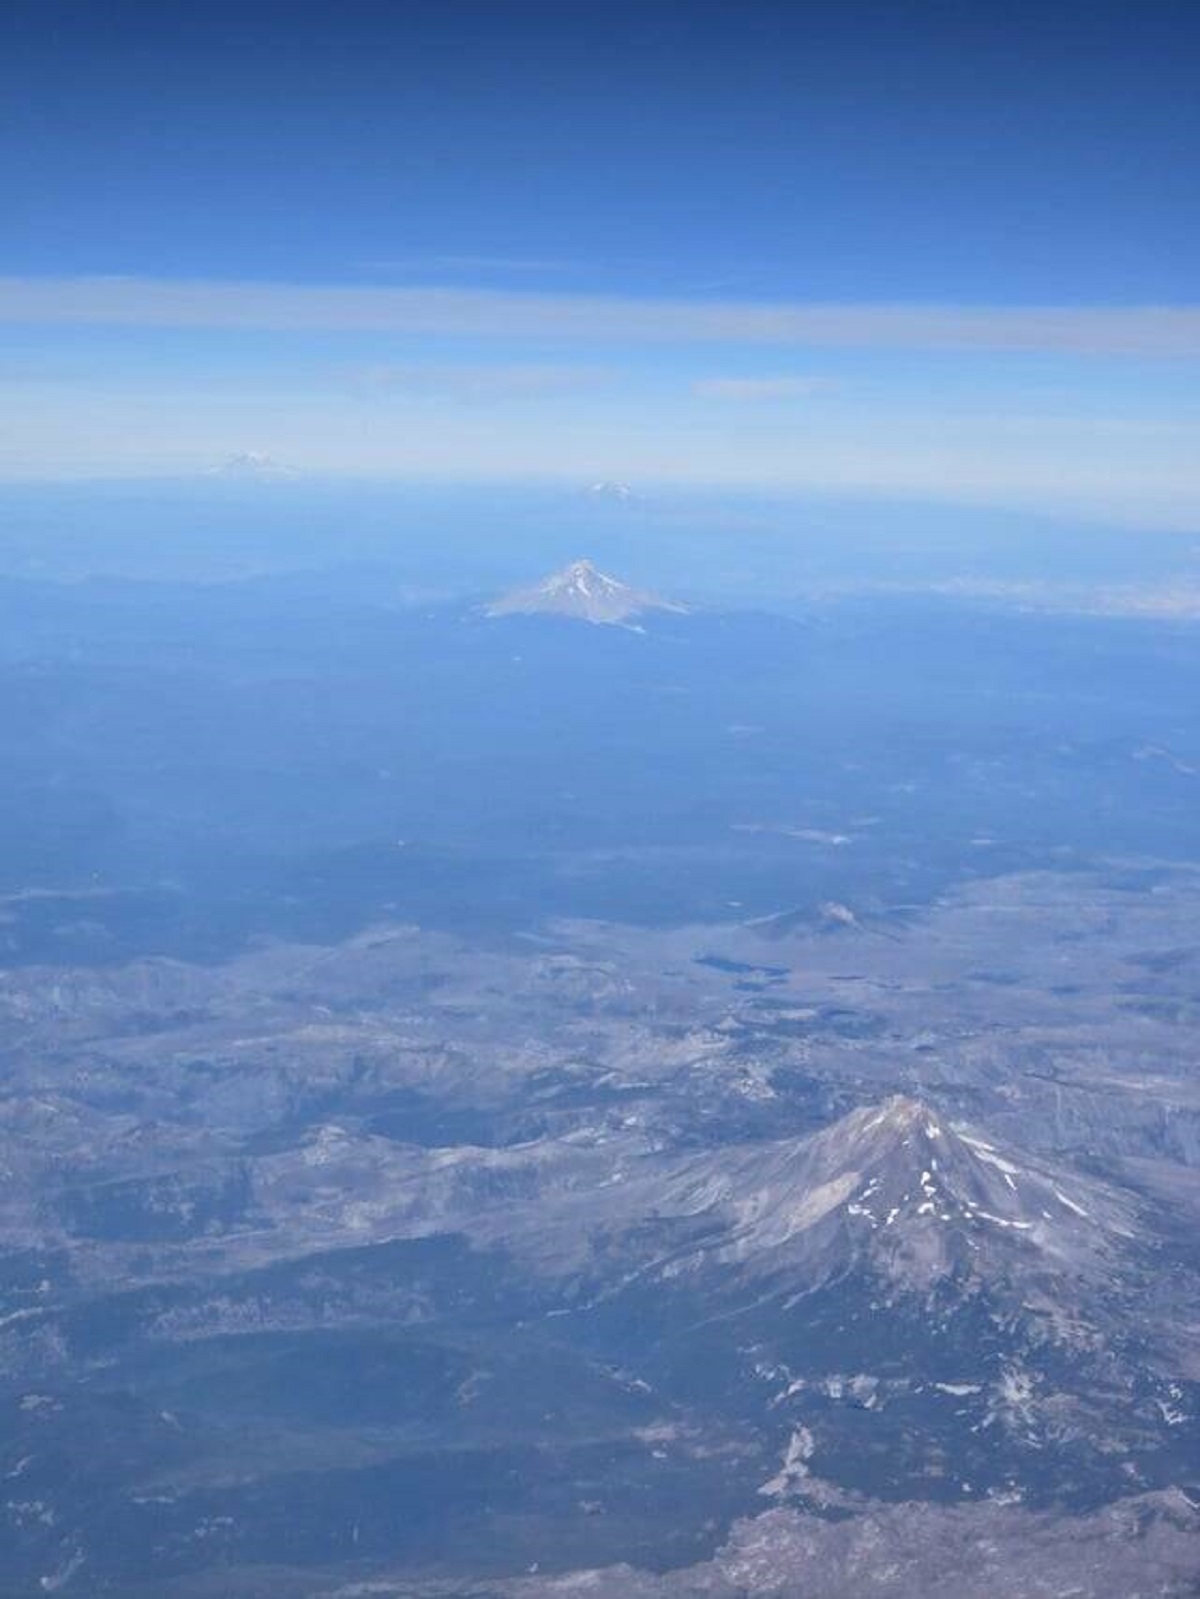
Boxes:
[204,451,299,480]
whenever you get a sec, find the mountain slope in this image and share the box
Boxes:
[653,1095,1137,1305]
[486,558,686,624]
[519,1100,1194,1511]
[506,1097,1141,1326]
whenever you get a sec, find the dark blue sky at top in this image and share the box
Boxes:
[4,0,1199,302]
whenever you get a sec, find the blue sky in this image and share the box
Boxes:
[2,0,1199,524]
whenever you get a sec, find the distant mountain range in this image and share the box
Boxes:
[487,557,687,624]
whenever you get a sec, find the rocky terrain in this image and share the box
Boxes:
[0,867,1198,1594]
[1,555,1198,1593]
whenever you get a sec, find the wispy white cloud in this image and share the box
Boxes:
[2,276,1197,527]
[693,375,834,401]
[339,361,610,402]
[3,275,1200,356]
[358,255,581,276]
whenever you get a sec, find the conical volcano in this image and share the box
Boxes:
[486,559,686,624]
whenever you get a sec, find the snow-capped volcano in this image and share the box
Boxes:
[587,480,637,502]
[486,558,686,625]
[205,451,299,480]
[477,1094,1188,1517]
[765,1096,1130,1282]
[595,1096,1139,1320]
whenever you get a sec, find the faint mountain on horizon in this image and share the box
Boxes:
[204,450,300,481]
[587,480,638,503]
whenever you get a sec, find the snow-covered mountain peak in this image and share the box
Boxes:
[205,450,299,480]
[554,558,623,596]
[587,480,636,501]
[639,1096,1139,1309]
[802,1096,1108,1243]
[851,1093,944,1142]
[486,558,686,624]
